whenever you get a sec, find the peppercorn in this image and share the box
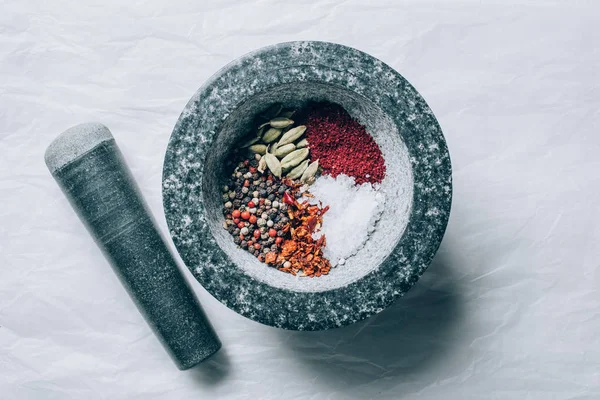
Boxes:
[253,230,260,239]
[243,197,251,204]
[233,228,240,236]
[241,211,250,220]
[259,189,267,197]
[232,210,241,218]
[270,244,278,252]
[241,240,247,248]
[234,237,241,245]
[249,215,257,224]
[237,222,245,229]
[275,237,284,245]
[277,230,284,237]
[233,200,241,208]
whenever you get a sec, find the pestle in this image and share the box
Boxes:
[44,123,221,370]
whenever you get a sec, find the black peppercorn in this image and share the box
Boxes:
[234,237,241,245]
[233,228,240,236]
[233,199,241,208]
[259,189,267,197]
[278,187,285,194]
[270,244,278,252]
[267,193,275,200]
[277,230,284,237]
[241,240,248,248]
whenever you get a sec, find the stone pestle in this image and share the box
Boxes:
[44,122,221,370]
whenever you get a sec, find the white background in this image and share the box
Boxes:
[2,1,599,399]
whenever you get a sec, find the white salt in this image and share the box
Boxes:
[306,174,385,267]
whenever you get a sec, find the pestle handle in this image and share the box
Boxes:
[45,123,221,370]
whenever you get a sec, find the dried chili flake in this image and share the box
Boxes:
[275,186,331,277]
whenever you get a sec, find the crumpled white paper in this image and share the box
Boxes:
[1,1,599,399]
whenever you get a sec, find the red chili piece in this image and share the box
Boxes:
[283,192,295,205]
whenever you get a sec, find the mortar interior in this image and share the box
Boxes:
[203,81,413,293]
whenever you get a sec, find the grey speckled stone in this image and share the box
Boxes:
[162,41,452,330]
[46,123,221,369]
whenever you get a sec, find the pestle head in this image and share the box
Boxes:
[45,122,113,174]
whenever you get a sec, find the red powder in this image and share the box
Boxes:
[301,103,386,185]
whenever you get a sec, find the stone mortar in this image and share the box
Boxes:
[162,41,452,330]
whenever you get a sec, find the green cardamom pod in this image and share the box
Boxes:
[280,148,309,170]
[258,117,293,130]
[257,125,267,139]
[274,143,296,158]
[264,153,282,177]
[301,160,319,184]
[261,103,283,120]
[240,135,260,148]
[269,117,294,129]
[278,110,295,119]
[257,156,267,173]
[295,138,308,148]
[286,160,309,179]
[249,144,267,155]
[262,127,282,143]
[278,125,306,146]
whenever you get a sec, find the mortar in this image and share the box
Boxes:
[162,41,452,330]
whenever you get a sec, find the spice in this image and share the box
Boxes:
[299,103,386,185]
[274,187,331,277]
[307,174,385,267]
[221,102,387,278]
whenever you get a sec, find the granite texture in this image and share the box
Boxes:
[46,123,221,369]
[162,41,452,330]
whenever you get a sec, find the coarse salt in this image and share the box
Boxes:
[306,174,385,267]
